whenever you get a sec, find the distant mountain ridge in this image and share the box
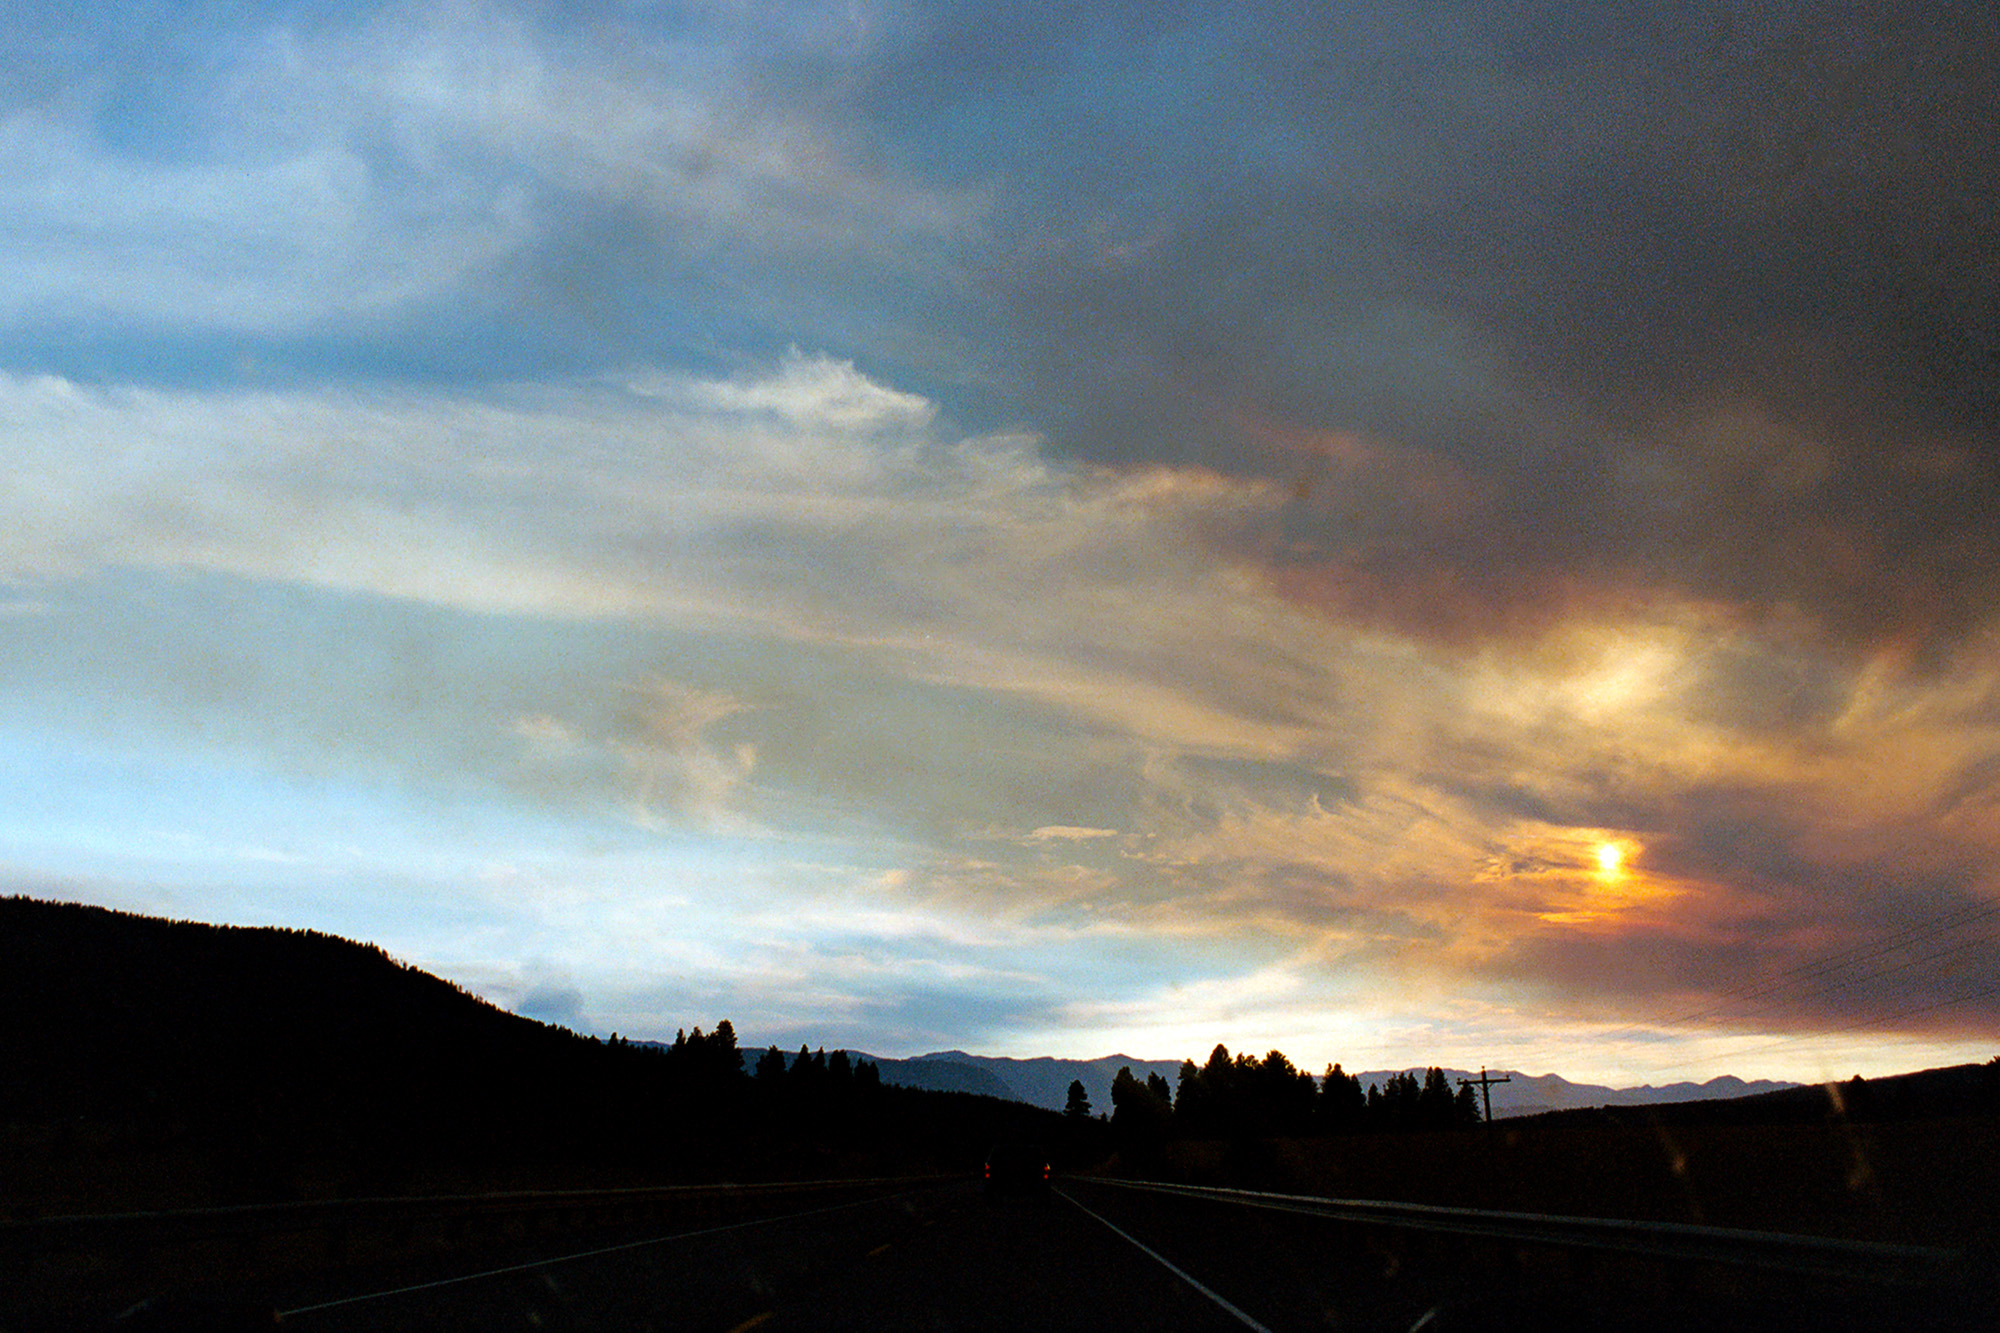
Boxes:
[1477,1070,1799,1118]
[881,1051,1172,1112]
[822,1049,1798,1119]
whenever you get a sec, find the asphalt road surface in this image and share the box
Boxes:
[264,1178,1433,1331]
[255,1178,1972,1332]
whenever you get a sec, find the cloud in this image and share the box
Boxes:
[8,338,2000,1064]
[642,348,937,431]
[0,0,983,371]
[1024,826,1119,843]
[13,4,1992,662]
[7,3,1999,1078]
[0,355,1314,763]
[515,980,587,1030]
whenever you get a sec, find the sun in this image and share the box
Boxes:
[1595,842,1624,874]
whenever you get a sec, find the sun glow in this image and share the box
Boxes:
[1536,838,1674,925]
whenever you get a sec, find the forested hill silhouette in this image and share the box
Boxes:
[1507,1060,2000,1130]
[0,897,1062,1216]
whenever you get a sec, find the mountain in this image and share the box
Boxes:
[723,1046,1022,1101]
[1448,1070,1800,1119]
[829,1050,1799,1120]
[871,1051,1182,1111]
[868,1055,1018,1100]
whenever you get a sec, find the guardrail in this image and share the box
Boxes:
[1,1175,949,1325]
[1068,1177,1966,1286]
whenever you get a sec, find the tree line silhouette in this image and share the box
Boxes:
[4,896,1500,1218]
[1107,1044,1481,1154]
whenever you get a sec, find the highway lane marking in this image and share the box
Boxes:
[724,1313,773,1333]
[277,1188,930,1318]
[1056,1188,1274,1333]
[867,1242,892,1257]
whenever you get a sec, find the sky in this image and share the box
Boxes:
[4,1,1998,1087]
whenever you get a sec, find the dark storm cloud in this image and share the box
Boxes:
[1443,6,2000,429]
[747,2,2000,655]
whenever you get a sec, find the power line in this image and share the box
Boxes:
[1530,896,2000,1086]
[1582,897,2000,1050]
[1606,979,2000,1083]
[1661,898,2000,1024]
[1696,931,1998,1030]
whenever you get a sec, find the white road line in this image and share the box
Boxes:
[1057,1188,1274,1333]
[279,1189,917,1317]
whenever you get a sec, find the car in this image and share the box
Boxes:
[982,1142,1052,1200]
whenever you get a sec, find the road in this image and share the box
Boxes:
[239,1178,1974,1331]
[266,1178,1425,1331]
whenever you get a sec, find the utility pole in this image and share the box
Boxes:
[1458,1067,1511,1125]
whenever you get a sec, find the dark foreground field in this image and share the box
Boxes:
[1142,1105,2000,1249]
[8,1175,1987,1332]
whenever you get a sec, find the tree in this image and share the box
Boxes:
[1249,1049,1317,1136]
[1173,1058,1205,1132]
[785,1044,819,1095]
[1196,1044,1237,1137]
[1110,1065,1142,1118]
[1109,1064,1171,1156]
[1418,1067,1456,1129]
[1316,1063,1365,1133]
[1065,1079,1091,1120]
[709,1019,743,1078]
[754,1045,786,1082]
